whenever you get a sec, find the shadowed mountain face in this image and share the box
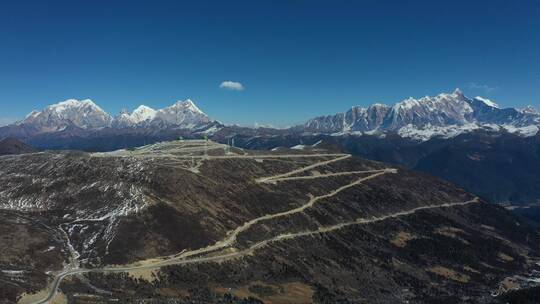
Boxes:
[2,140,539,304]
[322,131,540,206]
[220,129,540,206]
[0,138,37,155]
[414,133,540,206]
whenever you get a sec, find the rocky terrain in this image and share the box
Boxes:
[1,140,539,304]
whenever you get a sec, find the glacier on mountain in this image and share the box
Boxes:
[302,89,540,141]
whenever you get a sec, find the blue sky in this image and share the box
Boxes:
[1,0,539,126]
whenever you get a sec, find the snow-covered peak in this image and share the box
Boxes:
[17,98,112,132]
[368,103,389,109]
[53,99,84,108]
[110,99,211,129]
[25,110,41,119]
[111,105,157,128]
[385,90,473,130]
[394,97,420,110]
[474,96,499,108]
[169,99,205,114]
[452,88,464,97]
[393,90,467,111]
[131,105,157,123]
[431,88,465,101]
[47,98,107,115]
[133,105,154,112]
[152,99,210,128]
[521,105,538,115]
[120,108,132,114]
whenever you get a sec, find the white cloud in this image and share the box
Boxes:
[467,82,498,93]
[0,117,17,127]
[219,81,244,91]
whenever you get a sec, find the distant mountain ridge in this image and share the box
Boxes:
[2,89,539,142]
[1,98,212,138]
[301,89,540,140]
[0,137,37,155]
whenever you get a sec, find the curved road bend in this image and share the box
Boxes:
[31,197,479,304]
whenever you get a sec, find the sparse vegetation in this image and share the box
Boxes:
[2,141,540,303]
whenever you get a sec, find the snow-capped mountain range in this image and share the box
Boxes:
[12,98,211,134]
[112,105,157,128]
[1,89,539,143]
[301,89,540,140]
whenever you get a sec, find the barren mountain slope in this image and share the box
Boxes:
[1,140,539,304]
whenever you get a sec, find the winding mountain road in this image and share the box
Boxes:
[27,196,479,304]
[22,146,478,304]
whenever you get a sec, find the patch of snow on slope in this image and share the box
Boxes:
[502,124,539,137]
[398,123,481,141]
[394,97,420,110]
[312,140,323,146]
[25,110,41,119]
[398,123,539,141]
[475,96,500,108]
